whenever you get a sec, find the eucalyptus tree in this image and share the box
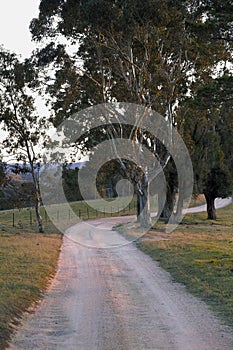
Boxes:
[175,0,233,219]
[0,47,46,232]
[179,73,233,219]
[30,0,230,225]
[29,0,196,226]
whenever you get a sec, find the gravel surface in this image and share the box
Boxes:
[8,199,233,350]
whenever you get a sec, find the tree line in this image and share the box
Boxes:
[0,0,232,231]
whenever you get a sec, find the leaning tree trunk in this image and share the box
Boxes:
[204,192,217,220]
[136,173,151,228]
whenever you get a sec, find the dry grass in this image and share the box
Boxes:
[0,227,62,349]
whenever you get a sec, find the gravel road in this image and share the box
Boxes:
[8,199,233,350]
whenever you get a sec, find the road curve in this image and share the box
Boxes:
[183,197,232,214]
[8,199,233,350]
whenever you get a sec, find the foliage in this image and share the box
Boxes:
[29,0,233,223]
[203,167,232,200]
[180,72,233,218]
[62,166,83,202]
[0,47,48,231]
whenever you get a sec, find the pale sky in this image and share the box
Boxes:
[0,0,40,58]
[0,0,50,158]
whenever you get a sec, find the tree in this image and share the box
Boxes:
[29,0,199,226]
[30,0,231,226]
[203,167,232,220]
[62,165,83,202]
[0,47,46,232]
[180,73,233,219]
[187,0,233,44]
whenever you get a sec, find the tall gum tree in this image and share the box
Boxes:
[179,73,233,219]
[30,0,229,226]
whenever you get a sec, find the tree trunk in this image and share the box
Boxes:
[30,163,44,233]
[136,173,151,228]
[35,193,44,233]
[175,194,183,222]
[204,193,216,220]
[157,181,166,219]
[160,186,176,223]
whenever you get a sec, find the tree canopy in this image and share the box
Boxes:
[0,1,232,226]
[27,0,233,222]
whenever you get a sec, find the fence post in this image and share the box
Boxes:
[57,210,59,222]
[45,209,48,223]
[12,211,15,227]
[30,210,32,226]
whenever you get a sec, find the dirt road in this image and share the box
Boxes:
[9,200,233,349]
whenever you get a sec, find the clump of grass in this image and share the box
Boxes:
[0,228,62,349]
[138,203,233,328]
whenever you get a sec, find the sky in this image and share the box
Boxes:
[0,0,40,58]
[0,1,87,162]
[0,1,51,160]
[0,1,52,113]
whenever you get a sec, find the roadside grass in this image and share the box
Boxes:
[0,225,62,349]
[137,203,233,328]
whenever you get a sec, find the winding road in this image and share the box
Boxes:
[8,199,233,350]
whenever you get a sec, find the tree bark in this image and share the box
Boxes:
[35,194,44,233]
[30,162,44,233]
[175,194,183,222]
[160,186,176,223]
[204,193,217,220]
[136,173,151,228]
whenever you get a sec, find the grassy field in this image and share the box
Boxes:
[137,203,233,328]
[0,224,62,349]
[0,196,139,233]
[0,194,205,233]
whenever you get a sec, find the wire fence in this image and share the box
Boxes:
[0,195,160,231]
[0,200,138,230]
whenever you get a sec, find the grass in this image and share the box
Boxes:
[0,225,62,349]
[137,203,233,328]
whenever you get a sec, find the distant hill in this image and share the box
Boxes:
[5,162,86,181]
[0,162,86,210]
